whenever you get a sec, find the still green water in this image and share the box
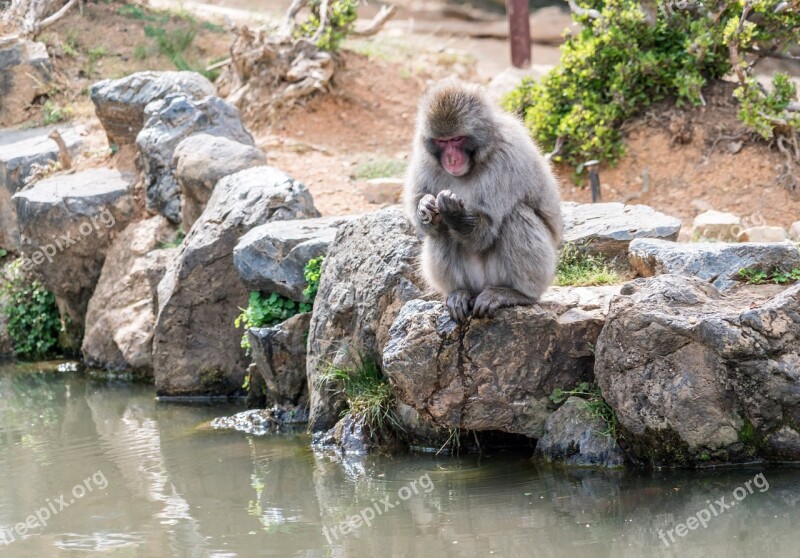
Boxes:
[1,362,798,557]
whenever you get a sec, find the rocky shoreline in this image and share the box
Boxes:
[2,70,799,469]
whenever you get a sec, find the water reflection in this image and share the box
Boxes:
[0,363,799,557]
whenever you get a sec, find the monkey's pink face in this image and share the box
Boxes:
[434,136,470,176]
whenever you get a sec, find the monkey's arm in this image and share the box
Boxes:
[437,190,497,250]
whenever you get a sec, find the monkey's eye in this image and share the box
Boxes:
[434,136,466,148]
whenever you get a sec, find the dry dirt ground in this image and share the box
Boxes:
[18,3,800,230]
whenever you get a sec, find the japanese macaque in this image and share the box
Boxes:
[404,79,563,323]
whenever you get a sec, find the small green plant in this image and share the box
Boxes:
[302,257,324,301]
[555,244,619,286]
[317,353,401,440]
[42,100,71,125]
[738,267,800,285]
[296,0,358,51]
[1,260,62,361]
[157,229,186,250]
[551,382,618,439]
[0,248,8,259]
[235,292,311,350]
[354,159,408,180]
[144,23,219,80]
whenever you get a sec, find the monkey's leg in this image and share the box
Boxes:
[436,190,495,250]
[473,287,534,319]
[446,289,474,324]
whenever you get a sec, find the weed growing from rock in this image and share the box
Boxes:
[555,244,620,286]
[551,382,618,439]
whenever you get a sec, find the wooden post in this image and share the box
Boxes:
[507,0,531,68]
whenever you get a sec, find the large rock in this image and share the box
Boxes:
[629,238,800,291]
[173,133,267,229]
[0,39,51,127]
[0,125,86,248]
[137,94,255,223]
[234,216,354,302]
[90,71,216,146]
[382,286,619,438]
[737,226,788,243]
[562,202,681,259]
[152,166,319,396]
[306,209,425,431]
[595,275,800,465]
[534,396,625,467]
[12,168,135,341]
[82,216,177,374]
[247,312,312,406]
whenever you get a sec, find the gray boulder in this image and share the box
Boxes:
[12,168,135,343]
[306,209,425,431]
[0,125,86,248]
[595,275,800,465]
[90,71,216,146]
[173,133,267,229]
[82,216,178,374]
[534,396,625,467]
[562,202,681,259]
[152,166,319,396]
[382,286,619,438]
[234,216,355,302]
[137,94,254,223]
[210,406,309,435]
[0,39,51,127]
[629,238,800,291]
[247,312,312,407]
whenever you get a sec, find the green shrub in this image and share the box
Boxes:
[503,0,800,167]
[738,267,800,285]
[235,292,311,350]
[1,260,62,361]
[296,0,358,51]
[42,100,71,125]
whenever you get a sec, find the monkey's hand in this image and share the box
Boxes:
[417,194,441,226]
[436,190,465,220]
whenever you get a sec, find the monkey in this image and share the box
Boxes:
[404,78,563,324]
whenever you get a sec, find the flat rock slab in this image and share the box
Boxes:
[12,168,135,339]
[234,215,355,301]
[90,71,216,146]
[0,125,86,248]
[595,275,800,465]
[562,202,681,259]
[382,286,619,438]
[629,238,800,291]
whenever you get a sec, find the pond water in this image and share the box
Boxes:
[1,362,799,557]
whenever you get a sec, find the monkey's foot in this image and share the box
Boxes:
[446,289,474,324]
[473,287,534,319]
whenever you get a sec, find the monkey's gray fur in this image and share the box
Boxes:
[404,79,563,323]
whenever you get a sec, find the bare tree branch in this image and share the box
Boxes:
[33,0,79,36]
[566,0,600,20]
[280,0,309,37]
[310,0,330,45]
[351,5,397,37]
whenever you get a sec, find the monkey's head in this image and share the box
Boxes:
[418,79,495,177]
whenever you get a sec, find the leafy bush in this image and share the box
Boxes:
[551,382,618,438]
[504,0,800,167]
[1,260,62,361]
[555,244,620,286]
[235,257,324,350]
[42,100,71,125]
[296,0,358,51]
[235,292,311,350]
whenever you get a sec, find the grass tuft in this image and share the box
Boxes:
[554,244,619,287]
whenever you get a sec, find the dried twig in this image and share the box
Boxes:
[351,5,397,37]
[310,0,330,45]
